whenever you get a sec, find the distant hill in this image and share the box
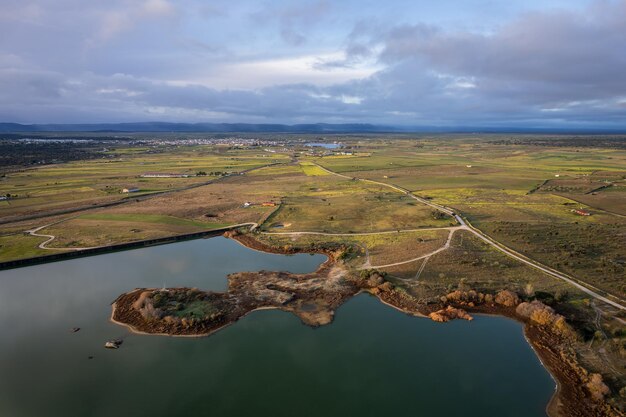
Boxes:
[0,122,624,134]
[0,122,400,133]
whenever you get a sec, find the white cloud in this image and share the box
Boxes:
[340,95,363,104]
[170,53,380,89]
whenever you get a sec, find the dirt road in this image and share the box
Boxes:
[313,162,626,311]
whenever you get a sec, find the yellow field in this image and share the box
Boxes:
[299,162,330,176]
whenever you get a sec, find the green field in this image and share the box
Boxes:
[0,234,51,262]
[0,146,288,220]
[79,213,225,229]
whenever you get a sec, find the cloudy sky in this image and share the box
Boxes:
[1,0,625,128]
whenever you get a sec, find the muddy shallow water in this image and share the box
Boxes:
[0,237,553,417]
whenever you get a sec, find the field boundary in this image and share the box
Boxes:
[0,162,280,226]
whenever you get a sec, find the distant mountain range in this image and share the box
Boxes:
[0,122,624,134]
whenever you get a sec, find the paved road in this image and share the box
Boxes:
[313,162,626,311]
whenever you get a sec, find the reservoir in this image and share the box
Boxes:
[0,237,554,417]
[306,142,340,149]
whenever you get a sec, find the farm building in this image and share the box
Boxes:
[572,209,591,216]
[122,188,140,193]
[261,202,277,207]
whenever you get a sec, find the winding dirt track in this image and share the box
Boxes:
[263,226,463,269]
[312,162,626,311]
[366,227,459,269]
[26,217,88,251]
[27,221,259,251]
[262,226,461,237]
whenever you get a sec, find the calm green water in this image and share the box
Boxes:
[0,237,554,417]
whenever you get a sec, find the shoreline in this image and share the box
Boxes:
[359,289,429,318]
[432,304,613,417]
[457,311,561,417]
[110,298,281,338]
[447,310,561,417]
[227,235,620,417]
[0,225,253,271]
[107,232,616,417]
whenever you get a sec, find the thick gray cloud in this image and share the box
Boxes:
[0,0,624,127]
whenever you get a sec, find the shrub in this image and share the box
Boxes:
[524,283,535,297]
[495,290,520,307]
[138,301,163,320]
[517,301,578,340]
[530,308,556,326]
[586,373,610,401]
[152,292,168,308]
[367,273,385,287]
[554,289,569,302]
[516,300,552,318]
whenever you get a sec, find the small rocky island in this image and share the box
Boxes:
[112,232,439,336]
[112,260,360,336]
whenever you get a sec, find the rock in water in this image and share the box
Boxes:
[104,340,122,349]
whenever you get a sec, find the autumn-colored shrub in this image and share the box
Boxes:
[495,290,520,307]
[517,300,556,323]
[516,300,578,340]
[586,373,610,401]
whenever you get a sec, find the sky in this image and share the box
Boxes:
[1,0,625,128]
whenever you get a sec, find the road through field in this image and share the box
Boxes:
[26,217,86,250]
[262,226,462,237]
[0,163,280,226]
[312,162,626,311]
